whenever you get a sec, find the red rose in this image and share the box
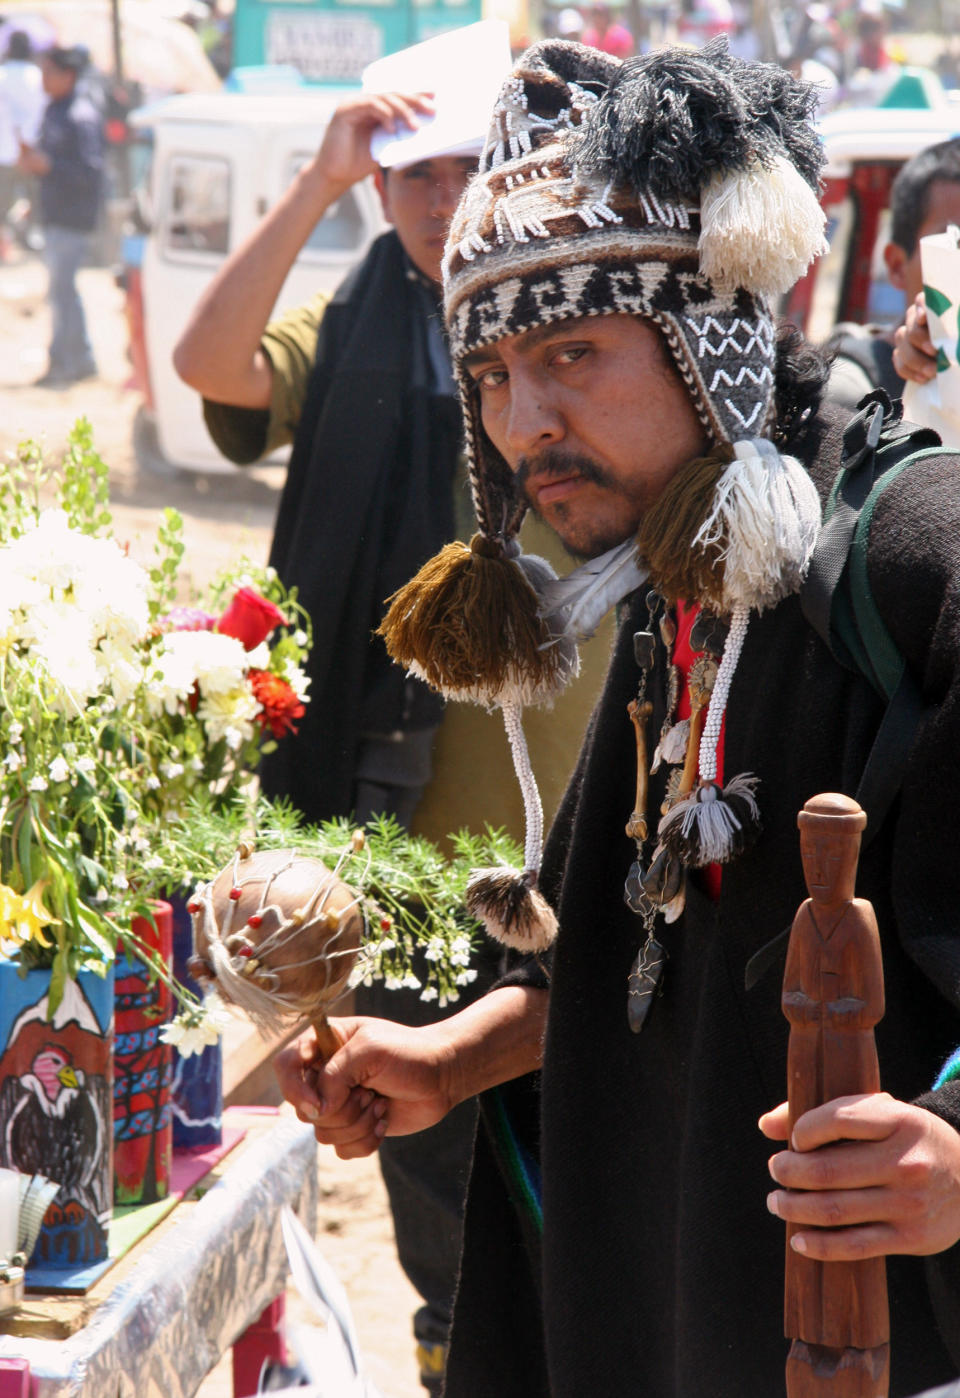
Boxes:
[217,587,287,651]
[249,669,305,740]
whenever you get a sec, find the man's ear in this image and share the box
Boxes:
[884,239,908,291]
[374,167,393,225]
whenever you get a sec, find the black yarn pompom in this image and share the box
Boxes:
[572,37,824,202]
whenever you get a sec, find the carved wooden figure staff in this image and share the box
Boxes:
[782,793,889,1398]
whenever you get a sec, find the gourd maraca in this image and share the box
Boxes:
[186,842,364,1057]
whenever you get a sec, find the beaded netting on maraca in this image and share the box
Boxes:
[188,846,367,1036]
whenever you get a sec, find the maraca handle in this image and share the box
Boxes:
[311,1015,342,1063]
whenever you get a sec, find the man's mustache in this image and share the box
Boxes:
[515,451,613,496]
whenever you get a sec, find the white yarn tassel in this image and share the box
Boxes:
[656,606,761,868]
[692,438,821,612]
[699,155,828,300]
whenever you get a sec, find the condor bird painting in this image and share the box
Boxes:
[0,972,113,1266]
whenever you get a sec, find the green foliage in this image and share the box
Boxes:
[149,509,186,621]
[143,794,524,1005]
[0,422,307,1024]
[59,418,112,535]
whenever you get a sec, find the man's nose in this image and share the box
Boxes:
[431,180,461,220]
[502,379,564,464]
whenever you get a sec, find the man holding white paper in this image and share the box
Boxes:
[832,136,960,416]
[174,23,510,833]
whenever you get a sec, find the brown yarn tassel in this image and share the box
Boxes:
[378,533,566,704]
[636,447,733,607]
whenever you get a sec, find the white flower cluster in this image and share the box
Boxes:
[160,994,233,1058]
[347,924,479,1008]
[278,660,311,705]
[0,510,150,712]
[147,630,258,749]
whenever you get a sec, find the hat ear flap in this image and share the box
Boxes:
[699,155,827,300]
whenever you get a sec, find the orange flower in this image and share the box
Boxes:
[249,669,305,739]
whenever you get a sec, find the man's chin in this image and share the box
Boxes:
[544,515,635,564]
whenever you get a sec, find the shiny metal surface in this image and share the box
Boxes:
[0,1118,317,1397]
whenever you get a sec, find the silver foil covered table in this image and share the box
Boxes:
[0,1113,318,1398]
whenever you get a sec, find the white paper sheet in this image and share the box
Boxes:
[903,224,960,445]
[363,20,511,168]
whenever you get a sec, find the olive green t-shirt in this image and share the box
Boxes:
[202,292,330,465]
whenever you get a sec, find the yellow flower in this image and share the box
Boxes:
[0,880,59,947]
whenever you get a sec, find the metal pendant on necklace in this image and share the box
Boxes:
[623,604,669,1032]
[627,932,668,1033]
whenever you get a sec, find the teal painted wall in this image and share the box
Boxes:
[233,0,482,84]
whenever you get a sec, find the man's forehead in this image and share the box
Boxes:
[393,154,478,179]
[463,316,609,366]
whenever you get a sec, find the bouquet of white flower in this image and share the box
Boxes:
[0,421,309,1018]
[140,509,310,821]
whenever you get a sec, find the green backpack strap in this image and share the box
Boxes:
[800,391,948,845]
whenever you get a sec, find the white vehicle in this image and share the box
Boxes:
[128,89,385,471]
[786,94,960,339]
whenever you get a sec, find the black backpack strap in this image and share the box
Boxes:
[799,393,943,848]
[800,395,885,667]
[853,663,927,844]
[745,663,928,992]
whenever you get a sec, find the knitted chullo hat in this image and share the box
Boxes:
[380,38,827,950]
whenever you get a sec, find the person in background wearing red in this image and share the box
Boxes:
[581,3,634,57]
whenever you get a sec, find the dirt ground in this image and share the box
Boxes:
[0,253,426,1398]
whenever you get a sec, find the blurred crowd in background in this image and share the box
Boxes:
[0,0,954,260]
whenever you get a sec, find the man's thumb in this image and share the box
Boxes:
[313,1039,359,1117]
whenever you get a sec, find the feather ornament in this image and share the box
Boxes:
[652,718,690,772]
[535,538,649,644]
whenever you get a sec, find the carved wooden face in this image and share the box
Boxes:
[799,829,859,907]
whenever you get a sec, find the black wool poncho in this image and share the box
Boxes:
[445,402,960,1398]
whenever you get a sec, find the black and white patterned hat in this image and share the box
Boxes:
[380,40,828,950]
[443,37,826,541]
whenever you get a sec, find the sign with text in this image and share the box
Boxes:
[266,10,384,81]
[234,0,483,86]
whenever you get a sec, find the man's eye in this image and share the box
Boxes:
[474,368,507,390]
[554,346,587,365]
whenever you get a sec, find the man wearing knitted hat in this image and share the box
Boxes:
[276,39,960,1395]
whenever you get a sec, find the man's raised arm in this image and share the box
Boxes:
[172,91,433,408]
